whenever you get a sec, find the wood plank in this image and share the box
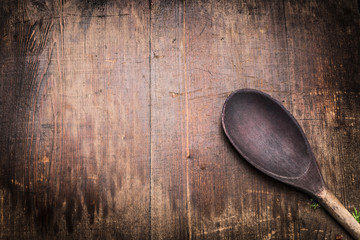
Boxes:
[183,0,297,239]
[0,1,150,238]
[285,0,360,239]
[150,0,190,238]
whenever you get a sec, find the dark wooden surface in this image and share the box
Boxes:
[0,0,359,239]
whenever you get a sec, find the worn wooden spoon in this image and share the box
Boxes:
[222,88,360,239]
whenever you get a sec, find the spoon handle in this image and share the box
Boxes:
[316,187,360,239]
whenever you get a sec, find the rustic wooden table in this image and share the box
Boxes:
[0,0,359,239]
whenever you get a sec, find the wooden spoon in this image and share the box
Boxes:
[221,88,360,239]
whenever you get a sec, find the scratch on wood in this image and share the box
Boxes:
[39,156,50,163]
[153,53,164,59]
[246,189,277,195]
[169,88,202,98]
[169,91,184,98]
[196,226,233,236]
[183,0,192,238]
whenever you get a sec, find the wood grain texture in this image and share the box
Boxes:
[0,0,359,239]
[0,0,150,239]
[285,0,360,239]
[150,0,189,239]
